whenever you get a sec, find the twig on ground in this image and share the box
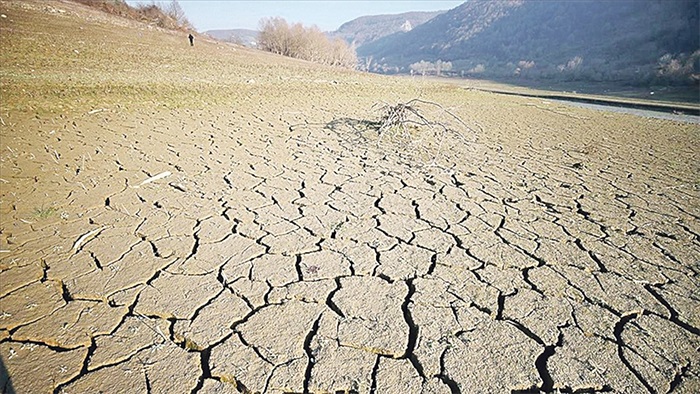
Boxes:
[134,312,171,343]
[72,226,106,251]
[132,171,171,188]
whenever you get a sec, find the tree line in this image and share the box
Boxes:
[409,60,452,76]
[258,17,357,69]
[80,3,357,69]
[75,0,192,31]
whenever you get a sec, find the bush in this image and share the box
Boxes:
[656,50,700,84]
[73,0,192,31]
[258,17,357,69]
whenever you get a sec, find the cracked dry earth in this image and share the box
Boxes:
[2,96,699,394]
[1,3,700,394]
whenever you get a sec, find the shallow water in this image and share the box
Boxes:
[551,99,700,124]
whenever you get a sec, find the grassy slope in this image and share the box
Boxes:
[0,0,404,115]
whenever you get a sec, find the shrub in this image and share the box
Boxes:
[72,0,192,31]
[258,17,357,69]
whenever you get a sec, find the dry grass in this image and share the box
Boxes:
[72,0,190,31]
[0,1,338,113]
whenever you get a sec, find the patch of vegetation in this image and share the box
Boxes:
[33,206,58,220]
[258,17,357,69]
[73,0,192,31]
[183,337,202,351]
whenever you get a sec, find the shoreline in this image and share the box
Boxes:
[550,98,700,124]
[466,87,700,117]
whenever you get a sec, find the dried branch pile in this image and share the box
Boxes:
[372,99,474,167]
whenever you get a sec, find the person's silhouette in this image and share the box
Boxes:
[188,33,194,46]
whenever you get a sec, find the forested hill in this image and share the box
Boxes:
[330,11,444,47]
[357,0,699,86]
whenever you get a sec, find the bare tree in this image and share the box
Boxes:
[410,60,434,76]
[258,17,357,69]
[259,17,292,56]
[363,56,373,72]
[163,0,191,29]
[328,38,357,68]
[441,60,452,75]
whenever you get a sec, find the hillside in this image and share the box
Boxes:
[204,11,444,50]
[1,1,699,394]
[358,0,700,87]
[205,28,258,47]
[330,11,443,47]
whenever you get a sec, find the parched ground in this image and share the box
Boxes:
[1,1,699,393]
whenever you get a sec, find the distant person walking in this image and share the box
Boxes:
[188,33,194,46]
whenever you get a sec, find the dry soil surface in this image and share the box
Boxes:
[1,1,699,393]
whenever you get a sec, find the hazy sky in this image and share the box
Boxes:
[127,1,465,32]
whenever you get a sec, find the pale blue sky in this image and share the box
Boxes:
[127,1,464,32]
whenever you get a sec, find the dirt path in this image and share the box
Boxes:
[1,1,699,393]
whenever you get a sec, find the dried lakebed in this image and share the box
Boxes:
[1,96,698,394]
[2,0,698,392]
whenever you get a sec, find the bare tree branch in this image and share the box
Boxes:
[371,99,475,167]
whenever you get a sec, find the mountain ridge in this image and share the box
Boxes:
[357,0,699,87]
[330,10,444,47]
[205,10,445,50]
